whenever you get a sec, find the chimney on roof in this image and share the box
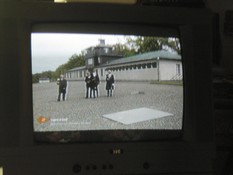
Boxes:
[99,39,105,46]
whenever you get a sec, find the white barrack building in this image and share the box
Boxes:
[65,50,182,82]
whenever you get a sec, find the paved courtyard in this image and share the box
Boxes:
[33,81,183,132]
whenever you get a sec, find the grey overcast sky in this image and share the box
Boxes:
[31,33,128,74]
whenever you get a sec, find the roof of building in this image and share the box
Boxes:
[101,50,181,67]
[68,66,86,72]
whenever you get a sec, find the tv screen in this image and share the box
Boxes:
[31,29,183,143]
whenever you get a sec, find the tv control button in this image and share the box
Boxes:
[102,165,107,170]
[143,162,150,170]
[85,165,90,171]
[72,164,82,173]
[92,165,97,170]
[109,164,114,169]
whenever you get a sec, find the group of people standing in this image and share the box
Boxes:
[85,70,115,98]
[57,70,115,101]
[84,71,100,98]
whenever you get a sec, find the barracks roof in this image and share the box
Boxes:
[102,50,181,66]
[68,66,86,72]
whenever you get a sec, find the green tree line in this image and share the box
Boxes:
[112,36,180,56]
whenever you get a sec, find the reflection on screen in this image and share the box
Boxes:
[31,33,183,141]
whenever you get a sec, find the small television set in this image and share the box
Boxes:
[0,2,215,175]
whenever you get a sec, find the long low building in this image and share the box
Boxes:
[65,50,182,82]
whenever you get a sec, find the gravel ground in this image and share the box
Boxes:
[33,81,183,131]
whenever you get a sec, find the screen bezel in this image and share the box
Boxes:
[12,3,214,146]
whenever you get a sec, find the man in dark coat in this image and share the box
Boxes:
[93,70,100,97]
[85,72,91,98]
[106,70,115,97]
[57,74,67,101]
[89,72,96,98]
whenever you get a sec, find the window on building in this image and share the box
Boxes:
[142,64,146,69]
[104,48,109,53]
[147,63,152,68]
[152,62,157,68]
[88,58,93,65]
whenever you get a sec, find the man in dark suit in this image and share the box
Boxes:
[57,74,67,101]
[89,71,96,98]
[85,72,91,98]
[92,70,100,97]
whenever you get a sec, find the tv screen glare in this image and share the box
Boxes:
[31,31,183,143]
